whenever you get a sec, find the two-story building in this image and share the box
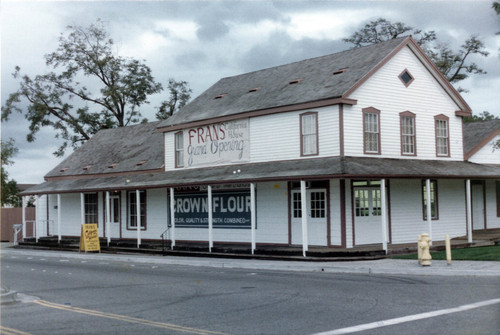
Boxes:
[21,36,500,255]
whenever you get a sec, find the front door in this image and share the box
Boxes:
[354,184,389,245]
[471,182,485,230]
[291,189,327,246]
[108,195,121,238]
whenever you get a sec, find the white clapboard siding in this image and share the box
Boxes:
[164,106,340,171]
[468,136,500,165]
[329,179,342,246]
[344,46,464,160]
[485,180,500,229]
[390,179,467,244]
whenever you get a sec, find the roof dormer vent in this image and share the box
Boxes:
[333,68,348,75]
[59,167,69,173]
[136,160,147,166]
[289,79,303,85]
[83,165,92,171]
[214,93,226,100]
[108,163,119,169]
[248,87,260,93]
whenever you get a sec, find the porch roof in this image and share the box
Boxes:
[21,156,500,195]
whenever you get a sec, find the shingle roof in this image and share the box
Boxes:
[23,156,500,195]
[463,120,500,155]
[45,121,164,179]
[158,37,410,128]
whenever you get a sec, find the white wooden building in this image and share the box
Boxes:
[22,36,500,255]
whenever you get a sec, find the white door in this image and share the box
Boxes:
[354,187,388,245]
[291,189,327,246]
[108,195,121,238]
[472,183,485,230]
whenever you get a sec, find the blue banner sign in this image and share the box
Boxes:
[174,191,252,228]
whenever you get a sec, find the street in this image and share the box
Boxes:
[1,249,499,335]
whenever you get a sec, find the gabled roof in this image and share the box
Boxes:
[463,120,500,159]
[158,36,470,131]
[45,121,164,180]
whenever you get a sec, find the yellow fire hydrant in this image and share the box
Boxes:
[418,233,432,266]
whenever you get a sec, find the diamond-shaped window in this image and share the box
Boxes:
[399,69,414,87]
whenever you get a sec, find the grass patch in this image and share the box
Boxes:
[392,245,500,261]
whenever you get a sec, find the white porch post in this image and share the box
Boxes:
[22,196,26,240]
[208,185,213,252]
[136,190,141,248]
[170,188,176,249]
[300,180,308,257]
[35,195,40,242]
[80,193,85,226]
[250,183,256,255]
[466,179,473,243]
[426,179,432,242]
[380,179,388,253]
[57,194,61,243]
[106,191,111,247]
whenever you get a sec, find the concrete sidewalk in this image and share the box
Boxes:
[2,246,500,277]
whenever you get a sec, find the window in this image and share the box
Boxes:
[300,112,318,156]
[422,180,438,220]
[435,115,450,157]
[354,188,381,217]
[128,191,146,230]
[84,193,98,224]
[291,188,326,219]
[399,69,414,87]
[175,131,184,167]
[363,107,381,154]
[400,112,416,155]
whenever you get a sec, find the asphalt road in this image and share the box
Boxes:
[1,250,499,335]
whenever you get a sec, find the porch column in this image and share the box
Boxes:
[22,196,26,240]
[300,180,308,257]
[170,188,176,248]
[380,179,388,253]
[106,191,111,247]
[425,179,432,242]
[36,195,40,242]
[80,193,85,226]
[208,185,213,252]
[57,194,61,243]
[466,179,473,243]
[250,183,256,255]
[136,190,141,248]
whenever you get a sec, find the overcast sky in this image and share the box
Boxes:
[1,0,499,184]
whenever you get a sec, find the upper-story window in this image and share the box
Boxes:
[300,112,318,156]
[399,69,414,87]
[363,107,381,154]
[434,115,450,157]
[175,131,184,167]
[400,111,416,156]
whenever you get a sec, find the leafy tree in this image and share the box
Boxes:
[2,20,164,157]
[156,79,192,120]
[495,2,500,55]
[1,138,21,207]
[343,18,489,92]
[464,111,500,123]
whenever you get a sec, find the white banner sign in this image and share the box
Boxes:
[184,119,250,167]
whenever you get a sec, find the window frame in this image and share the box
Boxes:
[84,193,98,224]
[398,69,415,87]
[400,111,417,156]
[422,180,439,220]
[496,181,500,217]
[174,131,184,168]
[434,115,450,157]
[127,190,147,230]
[300,112,319,156]
[363,107,381,155]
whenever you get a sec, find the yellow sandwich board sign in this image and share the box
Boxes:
[79,223,101,253]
